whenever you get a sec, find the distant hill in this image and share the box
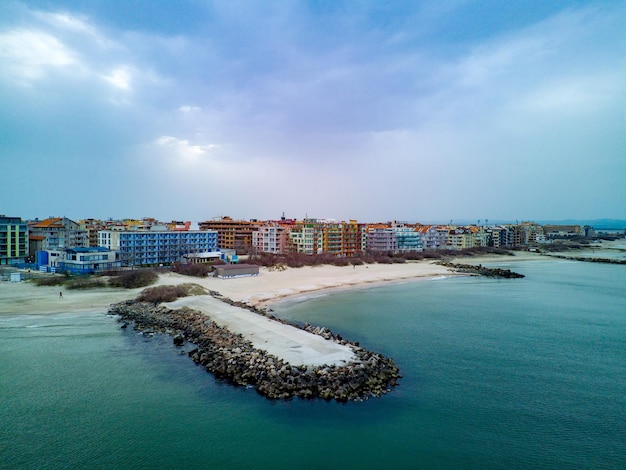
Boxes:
[535,219,626,230]
[419,219,626,230]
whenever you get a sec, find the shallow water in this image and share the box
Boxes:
[1,259,624,469]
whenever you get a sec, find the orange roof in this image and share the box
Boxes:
[29,235,45,240]
[30,217,63,228]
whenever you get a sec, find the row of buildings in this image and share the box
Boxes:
[0,214,591,273]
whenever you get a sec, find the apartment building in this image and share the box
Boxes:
[79,219,106,247]
[391,223,423,252]
[484,226,508,247]
[341,220,364,257]
[446,227,475,250]
[0,215,29,265]
[28,217,88,257]
[199,217,256,253]
[289,219,321,254]
[252,224,289,254]
[416,225,446,250]
[365,226,398,252]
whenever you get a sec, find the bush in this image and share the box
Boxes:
[109,269,158,288]
[66,277,107,290]
[331,257,350,267]
[137,284,192,303]
[33,276,66,286]
[171,262,212,277]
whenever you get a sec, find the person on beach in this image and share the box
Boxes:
[59,291,63,298]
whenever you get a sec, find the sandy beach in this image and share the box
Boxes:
[0,254,537,366]
[0,259,462,316]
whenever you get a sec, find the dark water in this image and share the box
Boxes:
[1,259,624,469]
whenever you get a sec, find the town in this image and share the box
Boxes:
[1,213,604,275]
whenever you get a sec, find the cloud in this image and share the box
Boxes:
[179,105,201,112]
[1,0,624,221]
[154,135,219,161]
[0,29,76,83]
[36,11,97,36]
[101,66,133,90]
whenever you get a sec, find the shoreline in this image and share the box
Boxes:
[0,251,579,401]
[0,252,547,317]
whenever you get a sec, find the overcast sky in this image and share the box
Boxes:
[1,1,624,223]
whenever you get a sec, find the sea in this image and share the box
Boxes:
[1,259,624,469]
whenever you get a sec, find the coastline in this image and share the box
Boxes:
[0,252,548,317]
[0,251,568,401]
[0,260,453,316]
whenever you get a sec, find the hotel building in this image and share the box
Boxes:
[98,229,218,267]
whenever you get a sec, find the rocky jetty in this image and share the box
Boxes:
[543,254,626,265]
[108,300,400,402]
[437,262,525,278]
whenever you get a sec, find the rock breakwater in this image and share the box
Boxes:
[108,300,400,402]
[438,262,525,278]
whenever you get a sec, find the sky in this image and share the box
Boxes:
[1,0,625,223]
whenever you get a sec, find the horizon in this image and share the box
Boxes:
[11,213,626,229]
[1,1,625,221]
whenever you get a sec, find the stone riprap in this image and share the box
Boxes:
[438,262,525,278]
[108,299,400,402]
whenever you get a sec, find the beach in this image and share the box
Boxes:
[1,259,464,316]
[0,254,541,367]
[0,260,460,367]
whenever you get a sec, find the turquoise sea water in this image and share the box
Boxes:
[1,259,625,469]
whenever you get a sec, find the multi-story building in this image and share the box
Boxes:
[416,225,446,250]
[365,226,398,252]
[341,220,364,257]
[252,224,289,254]
[0,215,29,265]
[469,226,488,248]
[28,217,88,257]
[288,219,322,254]
[517,222,544,244]
[446,227,475,250]
[98,229,218,267]
[198,216,256,253]
[505,225,526,247]
[79,219,106,247]
[321,223,344,255]
[484,226,508,248]
[392,223,423,252]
